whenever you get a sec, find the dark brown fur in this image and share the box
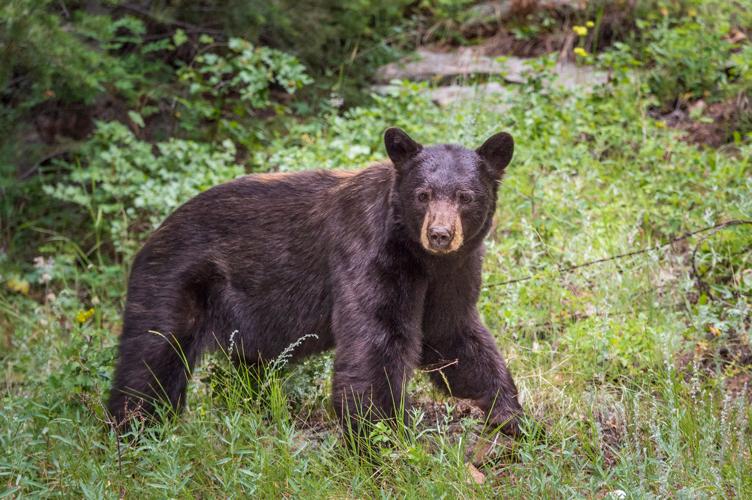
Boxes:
[108,128,523,436]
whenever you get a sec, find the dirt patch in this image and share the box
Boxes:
[726,372,752,396]
[415,396,486,427]
[295,407,333,434]
[676,328,752,398]
[596,407,626,467]
[658,97,752,148]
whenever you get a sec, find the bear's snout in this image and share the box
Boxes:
[428,226,453,249]
[420,200,465,254]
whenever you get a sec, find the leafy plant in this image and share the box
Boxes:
[0,2,170,144]
[641,15,732,109]
[175,36,312,147]
[44,122,244,257]
[163,0,411,103]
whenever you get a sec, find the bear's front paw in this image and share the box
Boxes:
[489,407,523,438]
[469,409,524,465]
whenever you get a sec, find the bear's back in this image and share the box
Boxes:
[130,164,396,292]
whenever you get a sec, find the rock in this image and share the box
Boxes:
[373,44,609,108]
[375,48,527,84]
[375,48,607,91]
[372,82,513,108]
[552,62,608,90]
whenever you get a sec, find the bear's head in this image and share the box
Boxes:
[385,127,513,255]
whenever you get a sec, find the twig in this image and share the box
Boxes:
[420,359,459,373]
[17,145,78,181]
[486,219,752,288]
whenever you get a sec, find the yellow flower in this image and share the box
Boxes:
[586,21,595,28]
[6,277,30,296]
[76,308,95,324]
[573,25,588,37]
[574,47,589,57]
[688,7,697,17]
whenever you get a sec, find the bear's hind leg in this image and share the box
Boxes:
[107,269,223,427]
[107,311,203,427]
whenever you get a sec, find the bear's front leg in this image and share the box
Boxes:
[330,273,425,431]
[423,314,523,437]
[332,337,417,428]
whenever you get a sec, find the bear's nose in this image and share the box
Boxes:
[428,226,453,249]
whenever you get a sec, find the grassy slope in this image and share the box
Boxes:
[1,68,751,497]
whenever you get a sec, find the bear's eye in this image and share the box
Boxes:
[417,191,430,203]
[458,191,474,204]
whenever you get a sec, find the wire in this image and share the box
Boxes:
[485,219,752,288]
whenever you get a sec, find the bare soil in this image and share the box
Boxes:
[676,328,752,399]
[656,98,752,148]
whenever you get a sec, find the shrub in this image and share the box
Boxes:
[175,36,312,147]
[44,122,244,257]
[165,0,411,100]
[641,15,732,109]
[0,2,167,139]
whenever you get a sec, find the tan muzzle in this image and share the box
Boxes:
[420,200,464,254]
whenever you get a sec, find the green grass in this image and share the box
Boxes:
[1,63,751,497]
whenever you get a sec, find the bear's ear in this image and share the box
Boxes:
[476,132,514,179]
[384,127,422,167]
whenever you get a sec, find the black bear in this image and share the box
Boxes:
[108,128,523,436]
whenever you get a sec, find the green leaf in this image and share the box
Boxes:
[127,110,145,128]
[173,28,188,47]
